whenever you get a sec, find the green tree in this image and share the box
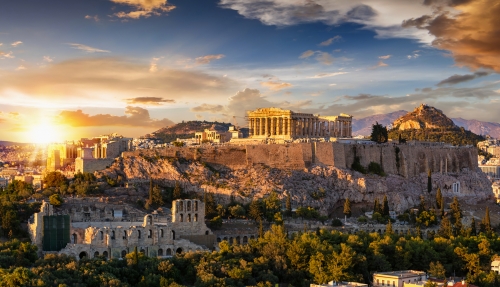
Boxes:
[382,195,389,217]
[427,170,432,194]
[264,191,281,222]
[436,187,442,209]
[428,261,446,279]
[343,198,352,218]
[470,217,477,236]
[386,219,393,235]
[49,194,63,206]
[437,215,452,238]
[151,185,164,206]
[371,122,389,143]
[373,198,380,214]
[249,200,264,221]
[285,195,292,217]
[449,197,463,235]
[204,192,217,219]
[173,181,183,200]
[480,206,491,233]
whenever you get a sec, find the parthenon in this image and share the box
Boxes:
[247,107,352,139]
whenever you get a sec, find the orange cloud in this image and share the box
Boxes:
[260,80,292,91]
[125,97,175,105]
[195,54,225,65]
[403,0,500,72]
[57,106,174,127]
[111,0,176,19]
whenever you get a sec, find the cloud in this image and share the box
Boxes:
[56,106,174,127]
[319,35,342,46]
[329,83,337,86]
[219,0,436,43]
[191,104,225,113]
[15,65,26,71]
[437,72,490,86]
[402,0,500,71]
[316,52,334,65]
[407,53,420,59]
[299,50,315,59]
[195,54,225,65]
[111,0,176,19]
[67,43,110,53]
[43,56,53,63]
[308,72,349,79]
[0,43,3,47]
[370,61,388,69]
[260,80,293,91]
[379,55,391,60]
[149,57,161,72]
[85,15,100,22]
[125,97,175,105]
[0,57,236,107]
[0,51,14,59]
[11,41,22,47]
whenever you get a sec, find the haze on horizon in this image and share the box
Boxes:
[0,0,499,143]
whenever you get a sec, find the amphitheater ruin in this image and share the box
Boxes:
[29,199,216,260]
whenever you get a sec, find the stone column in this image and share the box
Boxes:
[270,117,274,136]
[289,118,293,137]
[299,118,303,136]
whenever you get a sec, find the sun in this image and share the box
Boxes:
[28,119,63,144]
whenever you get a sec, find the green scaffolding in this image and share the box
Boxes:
[42,215,70,252]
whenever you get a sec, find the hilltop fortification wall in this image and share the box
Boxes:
[121,143,477,176]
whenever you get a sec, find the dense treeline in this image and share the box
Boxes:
[2,225,500,287]
[388,127,484,146]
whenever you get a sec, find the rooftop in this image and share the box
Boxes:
[374,270,426,279]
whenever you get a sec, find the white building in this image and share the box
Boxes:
[373,270,426,287]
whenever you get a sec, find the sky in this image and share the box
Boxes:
[0,0,499,143]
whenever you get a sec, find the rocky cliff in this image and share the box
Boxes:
[98,147,492,215]
[393,104,455,131]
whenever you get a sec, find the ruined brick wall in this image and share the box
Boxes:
[75,158,115,173]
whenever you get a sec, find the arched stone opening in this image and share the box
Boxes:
[148,229,152,238]
[79,251,88,259]
[235,236,240,244]
[166,248,172,255]
[100,231,104,240]
[180,214,183,222]
[121,250,127,258]
[123,230,127,240]
[103,251,108,259]
[217,237,221,242]
[111,231,115,240]
[243,236,248,244]
[148,215,153,225]
[72,233,77,244]
[172,230,176,240]
[176,248,183,254]
[94,251,99,258]
[161,229,164,238]
[188,214,191,222]
[187,201,191,211]
[194,214,198,222]
[158,249,164,256]
[140,249,145,254]
[205,230,209,235]
[195,201,198,211]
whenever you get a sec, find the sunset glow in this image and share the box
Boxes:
[27,120,63,144]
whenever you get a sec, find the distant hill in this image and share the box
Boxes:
[452,118,500,138]
[0,141,31,146]
[352,110,407,136]
[353,110,500,139]
[388,104,484,146]
[152,121,232,143]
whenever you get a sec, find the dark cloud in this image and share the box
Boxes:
[403,0,500,72]
[437,72,490,86]
[346,4,377,21]
[126,97,175,105]
[57,106,174,127]
[344,94,378,100]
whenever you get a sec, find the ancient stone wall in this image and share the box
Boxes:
[75,158,114,173]
[121,143,477,177]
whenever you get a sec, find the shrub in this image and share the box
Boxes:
[331,218,343,227]
[357,216,368,223]
[368,162,385,176]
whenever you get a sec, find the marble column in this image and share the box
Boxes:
[264,117,268,137]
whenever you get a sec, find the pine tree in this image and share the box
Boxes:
[438,216,452,238]
[286,195,292,217]
[481,206,491,233]
[386,219,393,235]
[427,170,432,194]
[450,197,462,235]
[343,198,352,218]
[373,198,379,214]
[259,219,264,238]
[133,246,139,266]
[382,195,389,217]
[371,122,389,143]
[151,185,164,206]
[149,177,153,202]
[173,181,182,200]
[436,188,442,209]
[470,217,477,236]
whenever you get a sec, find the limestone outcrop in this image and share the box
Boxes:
[98,151,492,215]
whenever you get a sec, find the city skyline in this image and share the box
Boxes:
[0,0,499,143]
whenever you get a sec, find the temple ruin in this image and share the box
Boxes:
[247,107,352,140]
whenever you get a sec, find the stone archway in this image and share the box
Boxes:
[94,251,99,258]
[79,251,88,260]
[121,250,127,258]
[158,249,164,256]
[103,251,108,259]
[176,248,183,254]
[166,248,172,256]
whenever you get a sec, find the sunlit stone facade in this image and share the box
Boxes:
[247,107,352,140]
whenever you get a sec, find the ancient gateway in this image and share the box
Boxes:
[247,107,353,139]
[29,199,215,260]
